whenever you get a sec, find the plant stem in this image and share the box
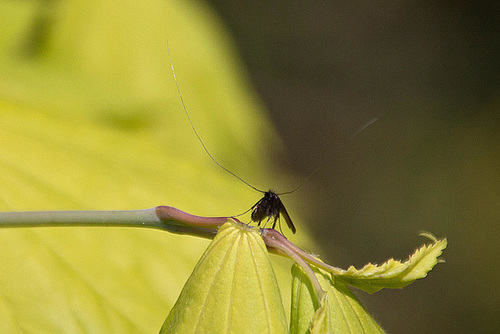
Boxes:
[0,206,223,239]
[0,208,159,228]
[261,228,325,300]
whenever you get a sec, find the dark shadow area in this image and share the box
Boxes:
[205,1,500,332]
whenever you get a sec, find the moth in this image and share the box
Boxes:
[168,44,297,234]
[251,190,296,234]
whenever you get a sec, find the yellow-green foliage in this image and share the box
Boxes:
[335,233,447,293]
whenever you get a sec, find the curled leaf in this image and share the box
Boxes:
[335,233,447,293]
[160,221,288,334]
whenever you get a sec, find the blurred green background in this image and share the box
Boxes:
[0,0,498,333]
[0,0,296,332]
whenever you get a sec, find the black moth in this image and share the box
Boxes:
[168,44,298,235]
[251,190,296,234]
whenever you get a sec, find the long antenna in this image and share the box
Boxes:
[277,117,378,195]
[167,42,266,193]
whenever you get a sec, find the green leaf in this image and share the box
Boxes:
[161,221,288,334]
[291,265,385,334]
[335,233,447,293]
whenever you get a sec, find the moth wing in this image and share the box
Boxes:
[279,201,296,234]
[251,197,266,223]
